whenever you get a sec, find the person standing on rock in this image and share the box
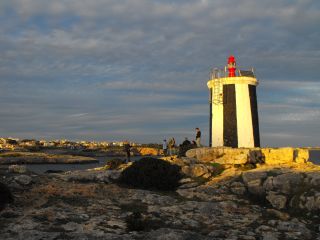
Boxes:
[168,137,176,156]
[195,127,201,147]
[123,140,131,163]
[162,139,168,156]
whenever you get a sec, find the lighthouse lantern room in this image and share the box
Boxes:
[207,56,260,148]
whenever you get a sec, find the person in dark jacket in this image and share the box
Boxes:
[123,141,131,163]
[195,127,201,147]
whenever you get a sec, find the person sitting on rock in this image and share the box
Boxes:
[178,138,192,157]
[182,137,191,146]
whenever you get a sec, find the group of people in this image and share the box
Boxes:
[123,128,202,162]
[163,127,202,157]
[162,137,176,157]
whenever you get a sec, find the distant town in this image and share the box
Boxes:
[0,138,146,152]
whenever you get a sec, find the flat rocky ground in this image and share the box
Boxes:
[0,161,320,240]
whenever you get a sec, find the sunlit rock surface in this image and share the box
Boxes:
[0,154,320,239]
[186,147,310,166]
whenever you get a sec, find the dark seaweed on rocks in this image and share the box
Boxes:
[119,157,182,191]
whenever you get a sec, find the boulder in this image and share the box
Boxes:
[242,171,267,185]
[181,164,209,178]
[271,173,303,194]
[248,149,264,164]
[263,177,274,192]
[135,147,161,156]
[297,192,320,211]
[230,182,246,195]
[247,179,265,196]
[14,175,32,186]
[8,165,27,173]
[186,147,250,165]
[261,148,294,165]
[266,209,290,221]
[266,192,287,209]
[305,172,320,187]
[293,149,309,163]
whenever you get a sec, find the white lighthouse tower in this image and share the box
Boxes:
[207,56,260,148]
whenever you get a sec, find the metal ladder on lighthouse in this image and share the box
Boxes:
[212,69,224,105]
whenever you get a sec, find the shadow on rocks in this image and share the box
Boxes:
[118,157,182,191]
[0,182,14,212]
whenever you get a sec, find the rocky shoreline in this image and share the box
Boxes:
[0,147,161,165]
[0,152,98,164]
[0,148,320,239]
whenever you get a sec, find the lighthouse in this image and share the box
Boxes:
[207,56,260,148]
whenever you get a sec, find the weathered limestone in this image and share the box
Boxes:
[266,192,287,209]
[1,159,320,239]
[14,175,32,186]
[186,147,250,165]
[262,148,294,165]
[134,147,162,156]
[294,149,309,163]
[186,147,310,166]
[181,164,210,178]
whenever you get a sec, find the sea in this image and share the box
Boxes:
[23,150,320,174]
[25,156,142,174]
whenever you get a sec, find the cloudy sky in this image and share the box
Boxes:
[0,0,319,146]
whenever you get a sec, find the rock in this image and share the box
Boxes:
[271,173,303,194]
[98,170,121,182]
[247,179,265,196]
[0,152,98,164]
[266,192,287,209]
[248,150,264,164]
[294,149,309,163]
[305,172,320,187]
[62,222,84,232]
[181,164,209,178]
[179,178,193,184]
[14,175,32,185]
[143,228,210,240]
[66,170,121,183]
[298,192,320,211]
[262,148,294,165]
[107,219,126,229]
[275,220,312,239]
[186,147,250,165]
[261,231,280,240]
[178,182,201,189]
[230,181,246,195]
[241,170,267,196]
[242,171,267,185]
[266,209,290,221]
[180,157,199,165]
[8,164,27,173]
[135,147,161,156]
[263,176,274,191]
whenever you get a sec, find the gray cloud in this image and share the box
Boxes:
[0,0,319,146]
